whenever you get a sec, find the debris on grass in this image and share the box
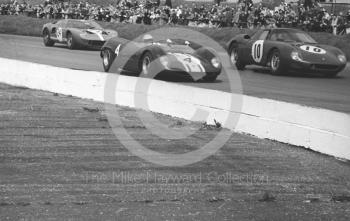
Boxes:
[174,120,183,126]
[115,207,128,215]
[200,120,222,130]
[214,119,222,128]
[331,195,350,202]
[83,107,99,113]
[208,196,224,202]
[16,202,31,206]
[188,211,200,216]
[169,120,184,128]
[304,198,320,203]
[0,202,11,207]
[335,157,350,163]
[72,201,88,205]
[97,116,108,122]
[303,194,330,203]
[125,124,146,129]
[258,192,276,202]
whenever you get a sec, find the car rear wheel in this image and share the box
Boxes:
[229,44,245,70]
[43,29,54,47]
[102,48,115,72]
[270,49,286,75]
[66,32,76,50]
[139,52,153,76]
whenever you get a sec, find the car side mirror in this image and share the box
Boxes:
[243,34,251,40]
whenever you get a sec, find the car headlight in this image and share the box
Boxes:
[211,57,221,68]
[159,56,169,67]
[291,51,304,62]
[338,54,347,63]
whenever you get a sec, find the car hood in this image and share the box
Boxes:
[79,29,118,41]
[156,43,196,54]
[289,42,344,64]
[159,43,218,62]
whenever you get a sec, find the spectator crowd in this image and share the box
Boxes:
[1,0,350,35]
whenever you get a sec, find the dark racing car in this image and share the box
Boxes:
[42,19,118,49]
[100,35,222,82]
[227,28,347,77]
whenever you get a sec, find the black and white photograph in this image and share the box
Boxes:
[0,0,349,220]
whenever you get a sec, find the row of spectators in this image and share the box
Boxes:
[1,0,350,35]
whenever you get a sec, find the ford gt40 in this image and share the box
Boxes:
[42,19,118,50]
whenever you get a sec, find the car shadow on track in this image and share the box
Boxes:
[52,45,100,51]
[122,71,222,83]
[155,74,223,83]
[249,66,345,79]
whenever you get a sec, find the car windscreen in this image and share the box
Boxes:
[270,30,317,44]
[250,30,264,41]
[67,20,102,29]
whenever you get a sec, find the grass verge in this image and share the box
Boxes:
[1,15,350,58]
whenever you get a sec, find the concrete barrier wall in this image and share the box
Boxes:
[1,57,349,160]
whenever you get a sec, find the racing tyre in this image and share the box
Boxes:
[139,52,153,76]
[43,29,54,47]
[66,32,76,50]
[269,49,286,75]
[102,48,115,72]
[325,72,339,78]
[229,44,245,70]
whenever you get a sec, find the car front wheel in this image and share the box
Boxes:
[66,32,76,49]
[102,48,115,72]
[270,49,286,75]
[43,29,54,47]
[139,52,153,76]
[325,71,340,78]
[229,44,245,70]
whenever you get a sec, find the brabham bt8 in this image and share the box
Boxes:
[227,28,347,77]
[100,35,222,82]
[42,19,118,49]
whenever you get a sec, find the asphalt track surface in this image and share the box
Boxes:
[1,34,350,113]
[0,83,350,220]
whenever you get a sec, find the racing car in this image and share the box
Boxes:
[42,19,118,49]
[227,28,347,77]
[100,35,222,82]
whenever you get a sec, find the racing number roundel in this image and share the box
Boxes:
[115,44,121,56]
[252,40,264,63]
[300,45,326,54]
[56,27,63,42]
